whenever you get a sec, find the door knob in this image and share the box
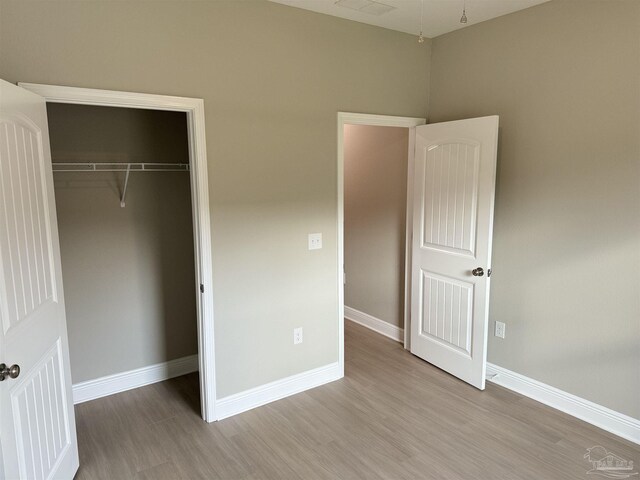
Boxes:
[0,363,20,381]
[472,267,484,277]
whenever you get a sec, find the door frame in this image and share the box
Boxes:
[337,112,426,373]
[17,83,217,422]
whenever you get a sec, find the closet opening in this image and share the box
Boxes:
[19,83,216,422]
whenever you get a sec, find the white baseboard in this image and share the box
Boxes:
[215,362,342,420]
[486,363,640,445]
[72,354,199,404]
[345,306,404,342]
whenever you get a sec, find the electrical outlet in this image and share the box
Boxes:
[293,327,303,345]
[495,321,506,339]
[308,233,322,250]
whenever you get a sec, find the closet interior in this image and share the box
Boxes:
[46,103,199,399]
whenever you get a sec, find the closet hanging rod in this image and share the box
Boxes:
[52,162,190,172]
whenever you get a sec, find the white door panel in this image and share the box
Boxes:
[0,79,79,479]
[421,140,480,257]
[410,116,498,390]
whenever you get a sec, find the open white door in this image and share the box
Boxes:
[0,80,79,479]
[410,116,498,390]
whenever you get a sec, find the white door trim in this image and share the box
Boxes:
[17,83,217,422]
[337,112,426,374]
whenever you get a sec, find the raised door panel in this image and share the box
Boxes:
[420,141,479,258]
[11,340,70,479]
[419,270,473,357]
[0,117,56,334]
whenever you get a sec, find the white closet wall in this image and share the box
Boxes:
[47,104,197,384]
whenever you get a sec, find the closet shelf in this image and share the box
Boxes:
[52,162,190,208]
[52,162,189,172]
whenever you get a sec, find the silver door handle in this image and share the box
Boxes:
[0,363,20,381]
[472,267,484,277]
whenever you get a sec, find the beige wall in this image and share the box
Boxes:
[0,0,431,397]
[9,0,633,421]
[47,104,197,383]
[344,125,408,328]
[429,0,640,418]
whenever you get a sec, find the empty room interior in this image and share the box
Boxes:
[0,0,638,479]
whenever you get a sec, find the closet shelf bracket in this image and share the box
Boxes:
[120,164,131,208]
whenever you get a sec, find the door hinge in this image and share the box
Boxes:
[487,269,492,277]
[200,284,204,293]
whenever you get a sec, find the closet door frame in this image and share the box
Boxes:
[18,83,217,422]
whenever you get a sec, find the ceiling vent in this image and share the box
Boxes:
[334,0,396,16]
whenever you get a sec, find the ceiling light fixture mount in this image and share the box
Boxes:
[460,0,468,24]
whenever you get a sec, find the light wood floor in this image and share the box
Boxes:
[75,320,639,479]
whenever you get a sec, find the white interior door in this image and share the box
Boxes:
[410,116,498,389]
[0,79,79,479]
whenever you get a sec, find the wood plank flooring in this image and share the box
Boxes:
[74,320,639,479]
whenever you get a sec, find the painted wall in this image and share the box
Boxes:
[0,0,431,397]
[429,0,640,418]
[47,103,197,384]
[344,125,408,329]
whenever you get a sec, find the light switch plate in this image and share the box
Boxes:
[495,321,506,339]
[308,233,322,250]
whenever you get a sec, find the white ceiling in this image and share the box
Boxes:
[267,0,549,38]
